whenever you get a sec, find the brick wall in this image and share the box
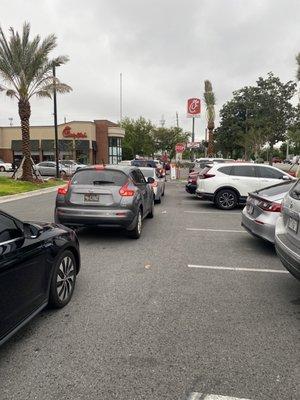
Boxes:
[0,148,13,162]
[94,120,115,164]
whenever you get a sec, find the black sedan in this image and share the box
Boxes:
[0,210,80,346]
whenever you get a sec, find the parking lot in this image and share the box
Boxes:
[0,181,299,400]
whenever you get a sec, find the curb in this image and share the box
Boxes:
[0,185,61,204]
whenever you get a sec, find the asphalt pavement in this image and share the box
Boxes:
[0,182,299,400]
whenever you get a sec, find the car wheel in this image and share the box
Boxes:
[147,199,155,218]
[215,189,238,210]
[127,209,142,239]
[0,166,5,172]
[60,170,66,178]
[49,250,77,308]
[155,196,161,204]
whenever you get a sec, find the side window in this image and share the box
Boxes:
[218,166,232,175]
[231,165,256,177]
[258,166,284,179]
[137,170,146,184]
[130,170,141,184]
[290,180,300,200]
[0,214,23,243]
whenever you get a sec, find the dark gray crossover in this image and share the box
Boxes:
[55,165,155,238]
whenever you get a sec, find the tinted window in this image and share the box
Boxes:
[72,169,127,186]
[136,170,146,183]
[258,166,284,179]
[257,181,294,197]
[231,165,256,177]
[290,180,300,200]
[0,214,23,243]
[218,166,232,175]
[131,170,141,183]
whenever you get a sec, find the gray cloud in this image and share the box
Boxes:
[0,0,299,140]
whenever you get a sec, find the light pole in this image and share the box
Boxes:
[53,63,59,179]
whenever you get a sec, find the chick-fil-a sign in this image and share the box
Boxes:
[62,125,87,139]
[187,98,201,118]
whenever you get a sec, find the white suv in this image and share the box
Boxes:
[0,159,13,172]
[196,163,294,210]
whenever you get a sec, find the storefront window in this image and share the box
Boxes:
[108,137,122,164]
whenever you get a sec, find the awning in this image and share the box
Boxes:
[41,140,54,151]
[12,140,39,151]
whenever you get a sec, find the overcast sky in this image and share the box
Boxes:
[0,0,299,140]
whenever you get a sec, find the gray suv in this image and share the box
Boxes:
[54,165,155,239]
[275,179,300,279]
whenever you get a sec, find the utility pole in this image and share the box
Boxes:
[191,117,195,161]
[53,64,59,179]
[120,72,123,122]
[176,112,179,128]
[8,117,13,126]
[160,114,165,127]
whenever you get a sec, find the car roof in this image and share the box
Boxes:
[75,164,139,174]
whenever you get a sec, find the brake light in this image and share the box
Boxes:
[151,181,158,188]
[119,182,135,196]
[257,200,282,212]
[199,173,215,179]
[57,180,71,196]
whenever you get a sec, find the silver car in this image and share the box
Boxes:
[35,161,67,176]
[139,167,165,203]
[55,165,155,239]
[242,181,295,244]
[275,179,300,279]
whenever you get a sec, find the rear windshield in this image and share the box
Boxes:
[257,181,295,197]
[199,166,212,175]
[140,169,155,178]
[72,169,128,186]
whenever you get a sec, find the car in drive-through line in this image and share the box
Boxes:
[0,210,80,346]
[196,162,294,210]
[139,167,165,203]
[55,165,155,238]
[242,180,295,244]
[275,179,300,279]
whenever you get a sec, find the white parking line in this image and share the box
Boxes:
[187,393,251,400]
[186,228,246,233]
[184,211,241,215]
[188,265,288,274]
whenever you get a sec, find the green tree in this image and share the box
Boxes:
[203,80,216,156]
[0,22,72,181]
[152,126,190,159]
[121,117,155,159]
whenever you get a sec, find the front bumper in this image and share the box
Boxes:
[241,207,275,244]
[55,206,136,228]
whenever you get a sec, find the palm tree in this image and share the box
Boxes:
[0,22,72,181]
[204,80,216,157]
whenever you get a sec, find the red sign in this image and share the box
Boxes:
[187,98,201,118]
[62,125,87,139]
[175,143,186,153]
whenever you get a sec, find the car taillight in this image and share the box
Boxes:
[257,200,282,212]
[119,182,135,196]
[199,173,215,179]
[57,180,71,196]
[151,181,158,188]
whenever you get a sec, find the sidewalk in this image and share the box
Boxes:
[0,185,60,204]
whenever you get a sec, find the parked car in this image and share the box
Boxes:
[196,163,294,210]
[0,159,13,172]
[35,161,67,176]
[139,167,165,203]
[283,159,292,165]
[55,165,155,239]
[0,210,80,346]
[60,160,86,174]
[131,159,166,178]
[186,171,199,194]
[275,179,300,279]
[272,157,282,163]
[241,180,295,243]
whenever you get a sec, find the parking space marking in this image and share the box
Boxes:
[186,228,246,233]
[187,393,251,400]
[188,265,289,274]
[184,211,241,215]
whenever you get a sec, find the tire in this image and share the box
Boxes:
[215,189,238,210]
[155,196,161,204]
[49,250,77,308]
[127,209,143,239]
[0,166,5,172]
[147,199,155,218]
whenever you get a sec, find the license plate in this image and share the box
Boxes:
[288,217,298,233]
[84,193,99,202]
[247,204,254,215]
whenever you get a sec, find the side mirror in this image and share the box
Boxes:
[147,177,155,184]
[282,175,291,180]
[23,223,43,239]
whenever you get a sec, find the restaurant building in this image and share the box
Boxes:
[0,119,125,165]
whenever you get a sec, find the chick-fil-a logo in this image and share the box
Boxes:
[62,125,87,139]
[187,98,201,117]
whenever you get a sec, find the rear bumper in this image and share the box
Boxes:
[195,190,214,201]
[185,183,197,194]
[241,208,275,244]
[275,233,300,279]
[55,206,136,228]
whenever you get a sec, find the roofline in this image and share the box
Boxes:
[0,120,97,129]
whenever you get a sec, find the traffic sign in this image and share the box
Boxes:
[175,143,186,153]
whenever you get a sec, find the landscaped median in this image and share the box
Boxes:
[0,176,64,197]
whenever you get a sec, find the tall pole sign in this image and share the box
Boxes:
[187,98,201,161]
